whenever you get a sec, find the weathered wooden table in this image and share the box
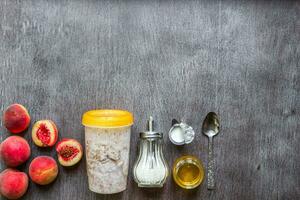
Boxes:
[0,0,299,199]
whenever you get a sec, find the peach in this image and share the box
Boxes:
[32,120,58,147]
[0,168,28,199]
[3,104,31,134]
[56,138,83,167]
[29,156,58,185]
[0,136,31,167]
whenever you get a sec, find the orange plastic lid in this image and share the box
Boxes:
[82,109,134,128]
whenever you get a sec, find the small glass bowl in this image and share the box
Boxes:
[172,155,205,189]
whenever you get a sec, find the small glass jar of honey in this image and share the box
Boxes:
[172,155,205,189]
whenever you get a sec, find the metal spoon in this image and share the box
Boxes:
[202,112,220,190]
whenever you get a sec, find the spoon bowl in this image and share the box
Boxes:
[202,112,220,138]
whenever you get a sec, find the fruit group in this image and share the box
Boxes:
[29,156,58,185]
[0,136,31,167]
[56,138,83,167]
[32,120,58,147]
[0,168,29,199]
[3,104,31,134]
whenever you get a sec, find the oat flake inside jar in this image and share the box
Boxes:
[82,109,134,194]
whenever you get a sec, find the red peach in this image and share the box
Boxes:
[0,168,28,199]
[29,156,58,185]
[56,138,83,167]
[3,104,31,134]
[32,120,58,147]
[0,136,31,167]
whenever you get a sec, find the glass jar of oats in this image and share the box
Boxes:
[82,109,134,194]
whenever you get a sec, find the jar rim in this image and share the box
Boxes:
[82,109,134,128]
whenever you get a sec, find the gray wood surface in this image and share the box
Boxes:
[0,0,299,199]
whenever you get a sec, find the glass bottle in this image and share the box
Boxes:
[133,116,169,187]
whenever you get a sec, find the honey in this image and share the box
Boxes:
[172,155,204,189]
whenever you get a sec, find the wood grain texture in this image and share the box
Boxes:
[0,0,299,199]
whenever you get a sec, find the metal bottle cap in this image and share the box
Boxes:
[140,116,163,139]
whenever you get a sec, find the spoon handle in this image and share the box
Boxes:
[207,136,215,190]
